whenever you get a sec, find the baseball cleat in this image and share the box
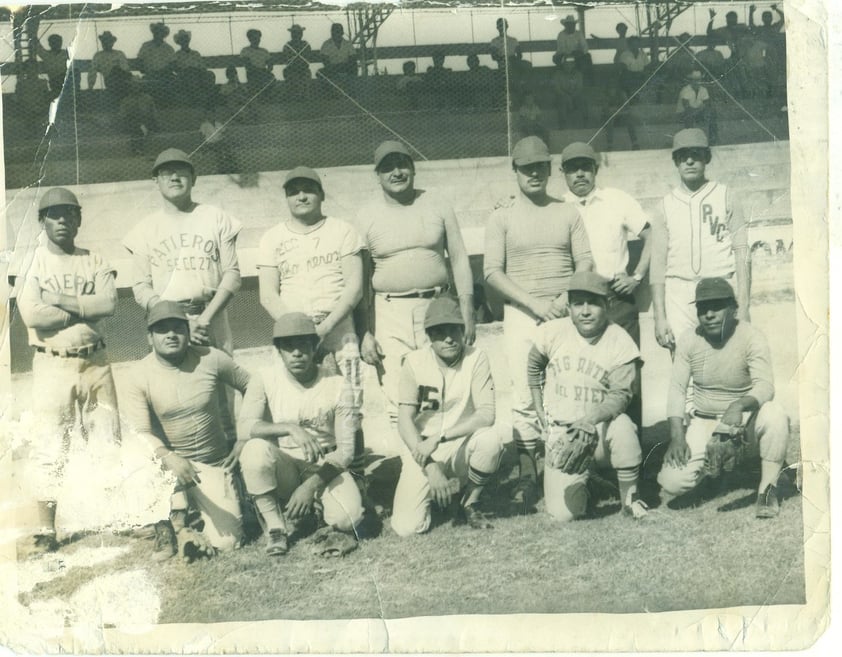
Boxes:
[152,520,177,562]
[463,505,494,529]
[511,479,540,514]
[755,484,780,519]
[265,528,289,556]
[622,495,649,520]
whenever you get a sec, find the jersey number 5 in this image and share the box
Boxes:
[417,385,441,411]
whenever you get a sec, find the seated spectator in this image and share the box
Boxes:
[88,31,129,90]
[14,60,52,134]
[617,36,649,97]
[465,53,493,108]
[553,14,593,84]
[34,33,77,99]
[426,51,452,76]
[695,35,727,82]
[282,24,312,95]
[490,18,521,70]
[319,23,358,79]
[137,23,176,81]
[467,53,491,73]
[516,93,548,143]
[241,29,274,89]
[396,60,422,91]
[676,69,717,144]
[552,55,587,128]
[425,51,452,108]
[119,75,159,154]
[173,30,216,107]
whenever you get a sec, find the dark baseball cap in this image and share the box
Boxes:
[283,166,323,190]
[374,141,412,169]
[152,148,194,176]
[560,141,598,166]
[568,271,610,297]
[512,136,551,166]
[147,300,188,328]
[693,277,735,304]
[273,312,318,338]
[38,187,81,211]
[424,297,464,329]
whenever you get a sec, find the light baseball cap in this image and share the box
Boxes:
[152,148,194,176]
[693,277,735,304]
[284,166,323,190]
[568,271,610,297]
[273,312,318,339]
[672,128,709,153]
[512,136,551,166]
[374,140,412,169]
[560,142,598,166]
[39,187,80,211]
[424,297,464,329]
[147,300,188,328]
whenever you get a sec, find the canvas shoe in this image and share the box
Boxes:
[265,528,289,556]
[755,484,780,519]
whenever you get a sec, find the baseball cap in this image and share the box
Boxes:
[560,141,598,166]
[672,128,709,153]
[424,297,464,329]
[147,300,188,328]
[273,312,318,339]
[512,136,551,166]
[284,166,322,190]
[374,140,412,169]
[568,271,610,297]
[38,187,80,211]
[152,148,194,176]
[693,277,735,304]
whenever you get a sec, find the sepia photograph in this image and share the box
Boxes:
[0,0,829,652]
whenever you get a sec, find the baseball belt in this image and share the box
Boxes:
[176,299,209,315]
[35,339,106,358]
[692,410,721,420]
[378,285,449,300]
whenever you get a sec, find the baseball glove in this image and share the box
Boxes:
[546,421,599,474]
[311,527,358,558]
[701,422,748,479]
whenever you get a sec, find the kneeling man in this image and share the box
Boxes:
[657,277,789,518]
[392,297,504,536]
[528,272,648,521]
[238,313,364,556]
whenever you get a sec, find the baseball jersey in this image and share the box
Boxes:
[256,216,363,318]
[239,356,356,469]
[356,190,454,293]
[123,203,242,310]
[528,318,639,424]
[398,345,495,439]
[17,241,117,349]
[563,186,649,278]
[122,346,250,465]
[651,181,746,283]
[667,322,775,418]
[484,196,593,302]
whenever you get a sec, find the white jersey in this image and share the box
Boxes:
[17,241,117,349]
[398,345,495,439]
[239,354,355,468]
[256,216,363,318]
[661,181,745,282]
[532,318,639,423]
[123,203,242,306]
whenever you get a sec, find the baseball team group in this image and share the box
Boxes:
[17,126,791,561]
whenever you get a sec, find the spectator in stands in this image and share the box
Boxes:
[552,55,586,129]
[553,14,592,84]
[750,3,785,38]
[617,36,649,97]
[602,82,641,151]
[517,93,548,143]
[88,31,129,90]
[119,75,158,154]
[173,30,216,107]
[676,69,717,144]
[695,35,727,82]
[138,23,176,81]
[241,29,274,89]
[425,51,452,108]
[14,60,52,134]
[33,33,76,99]
[465,53,493,109]
[320,23,358,79]
[219,65,257,123]
[591,22,629,64]
[282,24,312,96]
[467,53,490,73]
[707,7,752,97]
[490,18,521,70]
[396,60,422,108]
[749,4,785,98]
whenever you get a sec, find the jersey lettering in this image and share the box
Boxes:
[417,385,441,411]
[702,203,728,243]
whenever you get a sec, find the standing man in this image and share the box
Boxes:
[240,29,274,89]
[553,14,593,83]
[282,24,313,96]
[88,31,130,90]
[484,136,593,509]
[122,301,250,560]
[17,188,121,554]
[527,272,648,521]
[650,128,750,354]
[657,278,789,518]
[319,23,358,79]
[137,23,176,81]
[489,18,521,70]
[392,297,503,536]
[238,313,364,556]
[356,140,475,430]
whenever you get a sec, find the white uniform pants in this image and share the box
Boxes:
[544,414,641,522]
[391,427,504,537]
[179,461,244,551]
[657,402,790,498]
[503,303,544,451]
